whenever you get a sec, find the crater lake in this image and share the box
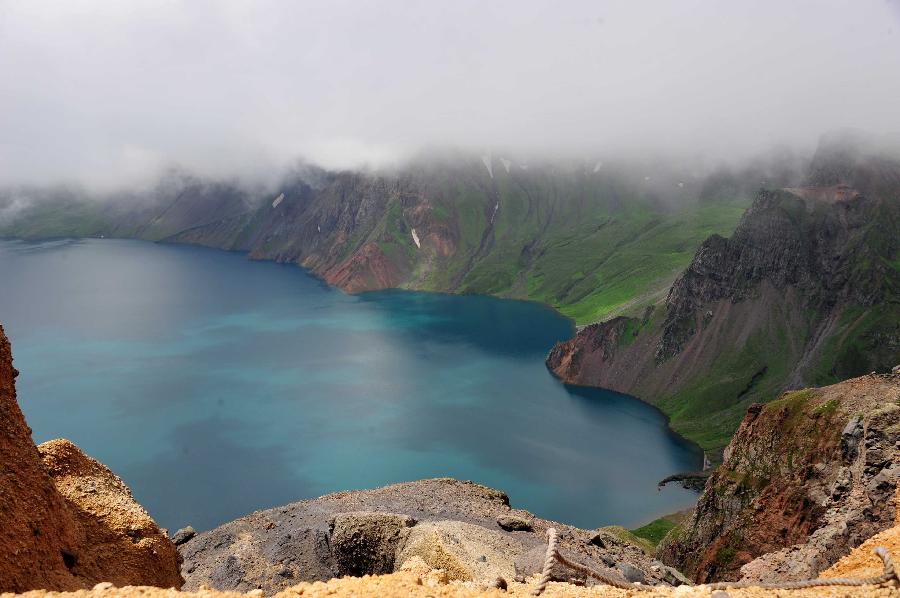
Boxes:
[0,238,701,532]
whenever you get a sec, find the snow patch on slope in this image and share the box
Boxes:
[481,154,493,178]
[411,228,421,248]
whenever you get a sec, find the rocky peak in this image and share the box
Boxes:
[658,372,900,582]
[657,184,894,362]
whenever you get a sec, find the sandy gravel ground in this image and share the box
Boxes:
[4,523,899,597]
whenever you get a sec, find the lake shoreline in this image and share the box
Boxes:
[0,236,702,531]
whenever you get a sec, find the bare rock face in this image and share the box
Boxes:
[0,326,82,592]
[179,478,673,594]
[548,179,898,387]
[658,373,900,583]
[397,520,520,582]
[0,325,182,592]
[37,439,184,589]
[328,512,415,577]
[546,149,900,450]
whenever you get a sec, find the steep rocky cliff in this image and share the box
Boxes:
[0,326,183,592]
[657,372,900,583]
[547,140,900,449]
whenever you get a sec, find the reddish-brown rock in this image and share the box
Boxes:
[658,373,900,583]
[0,326,182,592]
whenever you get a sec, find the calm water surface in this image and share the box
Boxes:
[0,238,700,531]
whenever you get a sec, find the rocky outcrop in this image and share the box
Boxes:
[656,184,892,363]
[328,512,415,577]
[178,478,674,594]
[36,439,183,589]
[0,326,182,592]
[658,373,900,583]
[547,141,900,450]
[6,519,900,598]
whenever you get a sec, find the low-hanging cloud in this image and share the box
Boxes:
[1,0,900,190]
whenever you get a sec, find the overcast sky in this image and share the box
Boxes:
[2,0,900,189]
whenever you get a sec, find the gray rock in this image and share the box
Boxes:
[830,466,852,498]
[650,561,690,586]
[588,529,623,549]
[661,565,691,586]
[514,545,570,582]
[328,512,415,576]
[867,464,900,499]
[617,562,646,584]
[179,478,674,593]
[172,526,197,546]
[210,555,245,590]
[841,417,864,463]
[497,515,533,532]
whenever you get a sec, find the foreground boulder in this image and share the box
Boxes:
[179,478,668,593]
[659,372,900,583]
[328,512,415,576]
[0,325,182,592]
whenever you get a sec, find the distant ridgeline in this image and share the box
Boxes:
[0,151,799,326]
[1,138,897,451]
[548,137,900,451]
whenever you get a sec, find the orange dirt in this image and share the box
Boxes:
[0,326,182,592]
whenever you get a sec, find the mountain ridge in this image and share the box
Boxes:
[546,144,900,450]
[0,154,792,325]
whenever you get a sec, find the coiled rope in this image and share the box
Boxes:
[530,528,900,596]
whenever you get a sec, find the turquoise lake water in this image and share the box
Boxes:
[0,238,701,532]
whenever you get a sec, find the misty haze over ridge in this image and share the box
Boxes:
[2,0,900,191]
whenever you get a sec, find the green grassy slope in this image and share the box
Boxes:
[465,201,747,324]
[0,161,764,327]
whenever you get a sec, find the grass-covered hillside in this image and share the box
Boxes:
[547,140,900,451]
[0,155,783,326]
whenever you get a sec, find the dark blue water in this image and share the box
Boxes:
[0,238,700,532]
